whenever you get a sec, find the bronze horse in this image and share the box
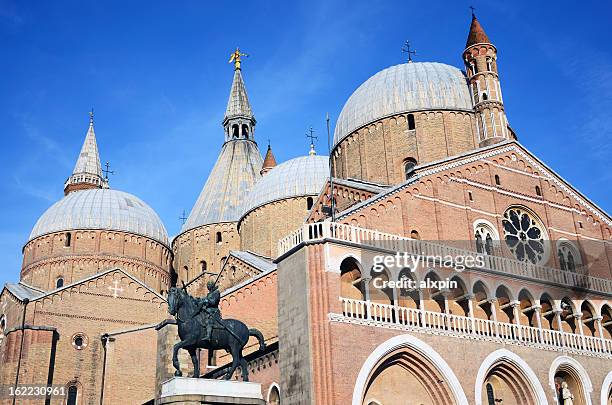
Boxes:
[167,286,265,381]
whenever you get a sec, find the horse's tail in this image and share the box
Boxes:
[249,328,266,351]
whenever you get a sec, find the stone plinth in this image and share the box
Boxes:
[159,377,265,405]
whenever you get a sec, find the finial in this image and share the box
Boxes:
[306,127,317,156]
[89,108,94,125]
[469,6,476,18]
[229,47,248,70]
[179,209,187,225]
[402,41,416,63]
[267,138,271,149]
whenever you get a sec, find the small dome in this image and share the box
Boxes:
[240,155,328,218]
[29,189,169,246]
[333,62,473,147]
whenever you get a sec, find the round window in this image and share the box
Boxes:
[72,333,88,350]
[502,207,548,265]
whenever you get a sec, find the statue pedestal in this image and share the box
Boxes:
[159,377,265,405]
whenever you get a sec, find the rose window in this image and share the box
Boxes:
[502,207,546,264]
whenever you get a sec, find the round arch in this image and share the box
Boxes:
[474,349,548,405]
[548,356,593,405]
[352,334,468,405]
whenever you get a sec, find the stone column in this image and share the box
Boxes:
[489,298,499,338]
[533,305,543,343]
[465,294,476,334]
[510,300,522,340]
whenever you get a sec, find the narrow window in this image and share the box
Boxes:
[567,251,575,271]
[242,124,249,138]
[558,250,567,271]
[67,385,78,405]
[232,124,239,138]
[482,92,488,101]
[56,277,64,289]
[494,174,500,186]
[407,114,415,130]
[468,191,473,201]
[535,185,541,196]
[200,261,207,273]
[403,158,417,180]
[486,383,495,405]
[578,221,583,229]
[65,232,72,247]
[220,257,227,269]
[216,232,222,244]
[306,197,314,210]
[486,58,493,71]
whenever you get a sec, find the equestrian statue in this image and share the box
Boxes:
[167,279,265,381]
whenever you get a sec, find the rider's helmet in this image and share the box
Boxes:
[207,280,216,290]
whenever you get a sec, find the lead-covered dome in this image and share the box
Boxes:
[333,62,473,147]
[240,155,328,219]
[29,189,169,246]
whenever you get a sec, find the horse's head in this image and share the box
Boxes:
[167,286,182,316]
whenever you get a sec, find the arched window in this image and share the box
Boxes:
[486,58,493,72]
[200,261,207,273]
[535,185,541,196]
[232,124,239,138]
[403,158,417,180]
[410,230,420,240]
[216,232,222,244]
[268,385,280,405]
[56,277,64,289]
[474,221,498,255]
[407,114,416,130]
[482,92,488,101]
[494,174,500,185]
[486,383,495,405]
[67,385,78,405]
[220,257,227,269]
[65,232,71,247]
[557,240,581,272]
[306,197,314,210]
[242,124,249,138]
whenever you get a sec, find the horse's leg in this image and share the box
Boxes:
[187,348,200,378]
[172,341,184,377]
[224,345,241,380]
[239,356,249,382]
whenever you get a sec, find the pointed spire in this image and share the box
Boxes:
[465,12,491,48]
[260,143,277,175]
[224,68,254,121]
[64,111,107,195]
[223,50,256,142]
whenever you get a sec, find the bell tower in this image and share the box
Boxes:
[223,48,256,142]
[463,11,512,146]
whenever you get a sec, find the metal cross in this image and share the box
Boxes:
[89,108,94,124]
[402,41,416,63]
[306,127,317,145]
[103,161,114,180]
[108,280,123,298]
[179,210,188,225]
[469,6,476,17]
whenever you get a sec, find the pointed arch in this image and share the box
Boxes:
[352,334,468,405]
[474,349,548,405]
[548,356,593,405]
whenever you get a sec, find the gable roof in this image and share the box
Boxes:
[4,282,45,301]
[337,141,611,226]
[21,268,165,303]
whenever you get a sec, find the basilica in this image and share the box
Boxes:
[1,13,611,405]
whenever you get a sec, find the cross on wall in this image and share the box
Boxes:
[108,280,124,298]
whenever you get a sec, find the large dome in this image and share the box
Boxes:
[333,62,473,147]
[29,189,169,246]
[240,154,329,219]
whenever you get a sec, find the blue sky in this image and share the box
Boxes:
[1,0,610,287]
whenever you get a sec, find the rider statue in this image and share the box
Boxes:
[196,280,221,343]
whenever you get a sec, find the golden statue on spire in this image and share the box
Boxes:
[229,47,248,70]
